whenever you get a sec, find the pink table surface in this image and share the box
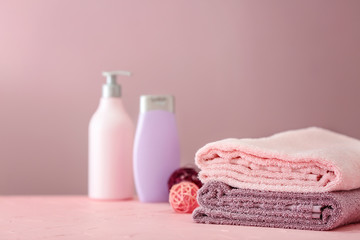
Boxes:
[0,196,360,240]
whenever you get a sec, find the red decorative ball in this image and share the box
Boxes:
[169,181,199,214]
[167,167,202,191]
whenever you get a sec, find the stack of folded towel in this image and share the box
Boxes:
[192,127,360,230]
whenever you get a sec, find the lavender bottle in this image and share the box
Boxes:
[133,95,180,202]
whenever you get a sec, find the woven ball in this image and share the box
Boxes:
[169,181,199,213]
[167,167,202,191]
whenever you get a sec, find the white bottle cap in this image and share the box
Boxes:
[140,95,175,113]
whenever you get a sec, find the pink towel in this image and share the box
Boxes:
[195,127,360,192]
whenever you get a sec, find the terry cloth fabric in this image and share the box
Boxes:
[192,181,360,231]
[195,127,360,193]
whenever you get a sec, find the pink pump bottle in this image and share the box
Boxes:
[133,95,180,202]
[88,71,135,200]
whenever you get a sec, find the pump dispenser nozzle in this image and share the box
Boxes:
[102,70,131,98]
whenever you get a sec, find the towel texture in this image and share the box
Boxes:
[195,127,360,192]
[193,181,360,231]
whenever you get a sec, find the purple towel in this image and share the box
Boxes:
[192,181,360,231]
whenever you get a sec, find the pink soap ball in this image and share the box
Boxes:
[169,181,200,214]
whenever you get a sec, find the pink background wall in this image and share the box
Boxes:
[1,0,360,194]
